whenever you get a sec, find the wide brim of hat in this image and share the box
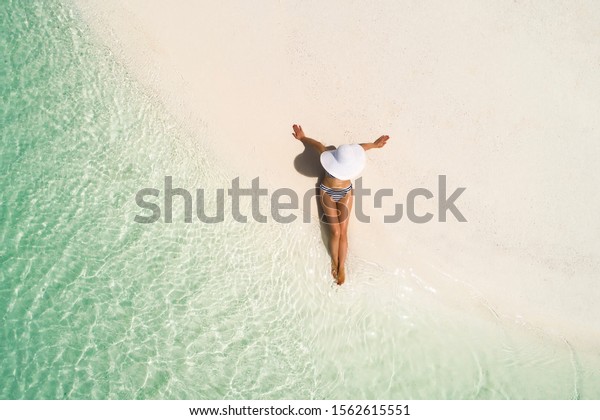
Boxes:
[320,144,366,180]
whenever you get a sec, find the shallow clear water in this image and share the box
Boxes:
[1,0,599,399]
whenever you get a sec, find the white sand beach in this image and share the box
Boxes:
[73,0,600,352]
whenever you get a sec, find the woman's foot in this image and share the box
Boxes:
[336,266,346,285]
[292,124,306,140]
[330,260,338,280]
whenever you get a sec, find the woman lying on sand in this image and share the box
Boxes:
[292,124,389,285]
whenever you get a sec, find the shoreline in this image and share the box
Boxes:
[72,0,600,353]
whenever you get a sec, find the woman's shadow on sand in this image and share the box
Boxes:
[293,143,336,253]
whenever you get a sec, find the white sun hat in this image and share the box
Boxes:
[320,144,366,180]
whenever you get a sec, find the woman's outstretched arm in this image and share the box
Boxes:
[292,124,326,154]
[361,135,389,151]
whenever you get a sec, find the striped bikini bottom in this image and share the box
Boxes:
[319,183,353,202]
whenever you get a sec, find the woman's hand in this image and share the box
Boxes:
[373,135,389,148]
[292,124,306,141]
[292,124,326,153]
[361,135,389,151]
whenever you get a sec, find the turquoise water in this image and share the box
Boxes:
[1,0,599,399]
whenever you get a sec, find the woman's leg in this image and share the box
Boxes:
[336,192,353,285]
[320,189,341,279]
